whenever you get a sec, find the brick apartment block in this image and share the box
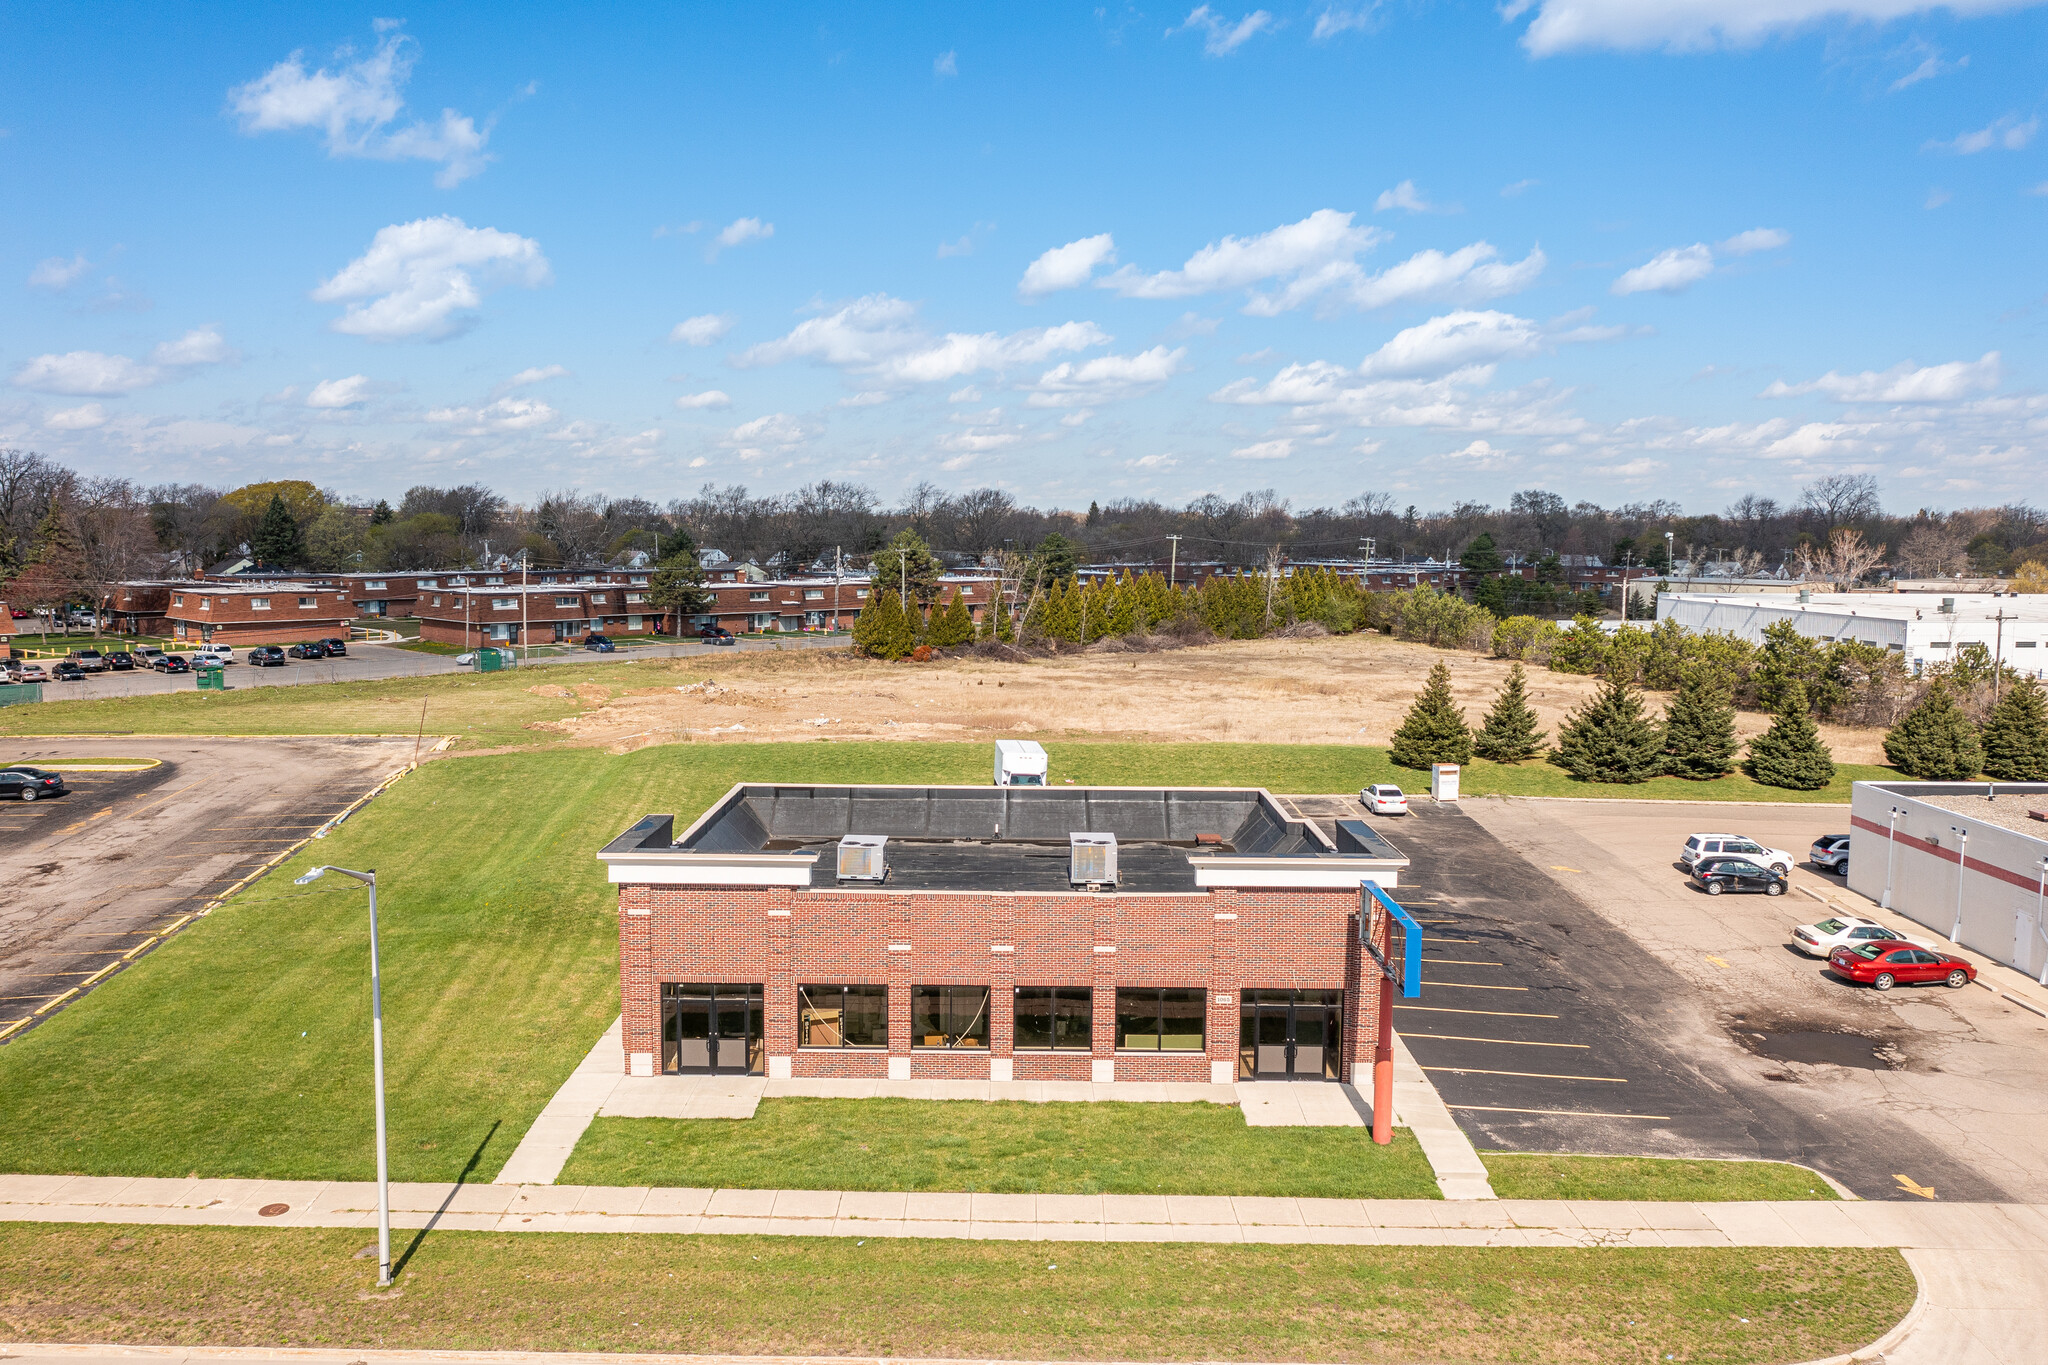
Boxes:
[599,783,1408,1086]
[148,582,356,645]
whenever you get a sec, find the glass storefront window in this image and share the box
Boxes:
[798,984,888,1048]
[1014,987,1091,1050]
[912,986,990,1048]
[1115,987,1206,1051]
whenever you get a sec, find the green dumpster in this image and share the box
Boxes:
[476,647,506,673]
[196,666,227,691]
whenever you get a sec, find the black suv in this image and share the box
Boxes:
[105,651,136,670]
[247,645,288,667]
[319,637,348,656]
[1690,858,1788,897]
[287,641,326,659]
[0,767,68,801]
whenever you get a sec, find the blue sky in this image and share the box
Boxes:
[4,1,2046,511]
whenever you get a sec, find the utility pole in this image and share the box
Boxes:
[1990,608,2017,702]
[1166,534,1180,590]
[833,545,842,631]
[520,551,529,661]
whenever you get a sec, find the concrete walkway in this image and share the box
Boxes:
[493,1019,1496,1197]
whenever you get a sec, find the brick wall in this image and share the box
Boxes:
[617,880,1376,1082]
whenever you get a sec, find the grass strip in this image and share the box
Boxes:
[561,1099,1439,1198]
[0,1223,1912,1364]
[1481,1152,1839,1201]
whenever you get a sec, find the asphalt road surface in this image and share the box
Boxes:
[1285,793,2032,1201]
[15,634,847,702]
[0,735,419,1043]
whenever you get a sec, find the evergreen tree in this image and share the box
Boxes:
[1982,676,2048,781]
[876,529,943,608]
[1472,663,1546,762]
[1661,668,1740,780]
[648,544,713,631]
[1549,615,1611,674]
[1743,681,1836,790]
[1086,500,1101,527]
[1033,531,1078,586]
[1883,680,1983,779]
[252,492,306,566]
[1389,660,1474,769]
[1553,677,1665,783]
[370,499,395,526]
[927,592,975,647]
[851,589,915,660]
[1459,531,1505,576]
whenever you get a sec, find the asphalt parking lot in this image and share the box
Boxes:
[1287,793,2048,1201]
[0,735,419,1042]
[11,634,847,702]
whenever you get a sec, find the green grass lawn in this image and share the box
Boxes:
[1481,1153,1839,1201]
[0,1223,1913,1364]
[561,1099,1439,1198]
[391,638,468,656]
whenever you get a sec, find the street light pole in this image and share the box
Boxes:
[1882,805,1902,909]
[1950,825,1969,944]
[293,864,391,1287]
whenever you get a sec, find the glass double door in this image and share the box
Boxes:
[1239,989,1342,1080]
[661,983,764,1075]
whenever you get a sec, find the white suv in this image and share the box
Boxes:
[193,646,235,666]
[1681,833,1793,876]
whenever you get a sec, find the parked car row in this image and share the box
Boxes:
[1,637,350,684]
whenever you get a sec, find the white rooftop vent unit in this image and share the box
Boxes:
[1069,832,1118,889]
[837,834,888,883]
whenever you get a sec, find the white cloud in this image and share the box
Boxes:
[1501,178,1539,197]
[1169,5,1276,55]
[1103,210,1380,302]
[1925,187,1953,208]
[1210,357,1590,440]
[1232,437,1294,460]
[306,374,372,408]
[1019,233,1117,297]
[674,390,733,410]
[839,391,894,407]
[227,26,489,187]
[10,326,230,395]
[1760,351,2001,402]
[28,254,90,291]
[1374,179,1450,213]
[1441,439,1507,462]
[148,326,232,367]
[1506,0,2042,58]
[723,412,812,460]
[1358,310,1547,378]
[735,294,1109,387]
[1611,243,1715,295]
[1130,453,1180,470]
[1718,227,1790,255]
[934,50,958,76]
[670,313,735,346]
[1024,346,1188,407]
[2030,181,2048,197]
[1257,241,1545,316]
[44,403,106,430]
[1927,113,2039,154]
[937,234,974,258]
[1313,6,1381,39]
[312,216,550,341]
[949,385,983,402]
[709,217,774,258]
[424,396,556,433]
[1890,49,1967,91]
[502,364,568,389]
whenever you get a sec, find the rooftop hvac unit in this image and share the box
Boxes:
[1069,832,1117,888]
[837,834,888,883]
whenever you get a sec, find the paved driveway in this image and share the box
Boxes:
[0,735,418,1042]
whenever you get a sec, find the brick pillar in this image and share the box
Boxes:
[1345,906,1376,1087]
[1210,892,1240,1085]
[619,884,657,1076]
[1090,896,1117,1081]
[887,894,912,1079]
[765,890,795,1078]
[989,895,1015,1080]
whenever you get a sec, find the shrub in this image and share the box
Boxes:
[1389,660,1474,769]
[1883,680,1982,779]
[1548,615,1611,675]
[1981,676,2048,781]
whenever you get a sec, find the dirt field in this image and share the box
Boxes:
[526,633,1889,763]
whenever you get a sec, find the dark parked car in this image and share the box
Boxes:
[697,625,735,641]
[67,648,107,673]
[0,767,68,801]
[287,641,326,659]
[1690,857,1788,896]
[319,637,348,656]
[105,651,136,671]
[1829,941,1976,991]
[51,659,88,681]
[247,645,288,667]
[154,654,191,673]
[583,633,616,652]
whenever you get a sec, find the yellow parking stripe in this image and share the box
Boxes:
[1422,980,1528,991]
[1403,1032,1590,1048]
[1448,1104,1670,1120]
[1422,958,1503,966]
[1395,1004,1558,1019]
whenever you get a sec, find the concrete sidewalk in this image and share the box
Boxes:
[4,1172,2045,1248]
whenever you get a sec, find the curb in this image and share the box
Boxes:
[1789,1261,1929,1364]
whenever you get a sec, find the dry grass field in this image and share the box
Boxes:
[528,632,1890,764]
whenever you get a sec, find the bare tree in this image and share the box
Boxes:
[1800,474,1882,528]
[1898,524,1970,578]
[1812,527,1887,589]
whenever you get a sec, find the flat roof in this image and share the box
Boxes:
[1664,592,2048,623]
[600,783,1409,894]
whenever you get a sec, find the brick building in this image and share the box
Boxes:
[599,783,1408,1085]
[162,582,356,644]
[337,568,649,619]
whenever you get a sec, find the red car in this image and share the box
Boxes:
[1828,940,1975,991]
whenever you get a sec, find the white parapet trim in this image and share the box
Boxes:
[1191,857,1401,890]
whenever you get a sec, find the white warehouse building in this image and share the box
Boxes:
[1657,592,2048,678]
